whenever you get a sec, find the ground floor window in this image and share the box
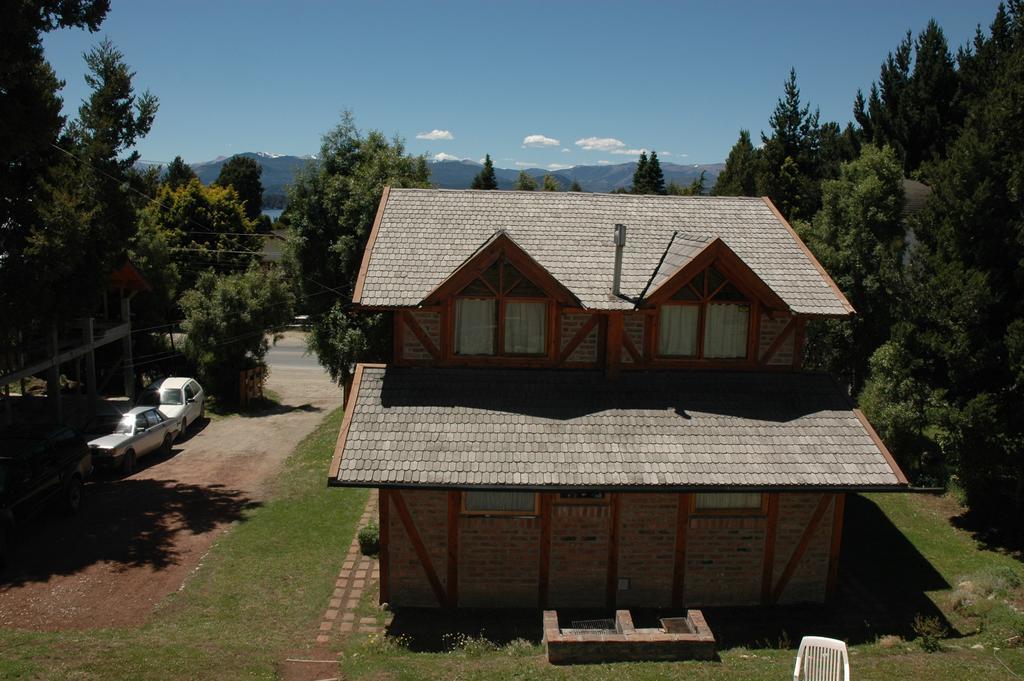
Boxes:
[462,490,538,515]
[693,492,766,514]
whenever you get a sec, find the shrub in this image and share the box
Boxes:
[912,614,947,652]
[358,523,380,555]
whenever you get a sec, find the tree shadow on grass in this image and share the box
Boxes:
[0,477,260,588]
[949,508,1024,562]
[383,495,953,652]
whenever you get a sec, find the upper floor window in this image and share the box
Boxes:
[658,265,751,359]
[454,259,548,357]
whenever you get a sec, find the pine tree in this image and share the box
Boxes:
[713,130,760,196]
[471,154,498,190]
[215,155,264,221]
[647,151,666,195]
[541,174,560,191]
[569,179,583,192]
[515,170,537,191]
[164,156,197,189]
[632,152,649,193]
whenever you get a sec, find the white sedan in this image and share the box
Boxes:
[87,407,179,475]
[138,377,206,440]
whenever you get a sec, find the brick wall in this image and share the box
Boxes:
[616,494,677,607]
[386,489,448,607]
[759,314,794,366]
[560,313,599,363]
[772,493,835,604]
[401,310,441,361]
[459,514,541,607]
[384,491,836,609]
[548,503,610,607]
[684,515,767,605]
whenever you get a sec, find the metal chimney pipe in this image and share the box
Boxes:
[612,223,627,297]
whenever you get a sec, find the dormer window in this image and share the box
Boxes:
[658,265,751,359]
[454,259,548,356]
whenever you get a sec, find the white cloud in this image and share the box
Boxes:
[514,161,538,167]
[680,153,689,158]
[522,134,560,148]
[547,163,574,170]
[575,136,627,152]
[658,151,672,157]
[432,152,462,162]
[416,129,454,141]
[597,160,613,165]
[610,147,647,156]
[561,148,570,153]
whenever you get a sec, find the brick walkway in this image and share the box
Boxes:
[314,489,386,645]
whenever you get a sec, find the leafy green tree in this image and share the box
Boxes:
[471,154,498,189]
[180,267,294,401]
[137,179,260,273]
[798,145,906,394]
[541,174,560,191]
[569,179,583,192]
[515,170,536,190]
[667,171,706,196]
[713,130,760,196]
[215,155,264,221]
[164,155,196,189]
[286,112,430,383]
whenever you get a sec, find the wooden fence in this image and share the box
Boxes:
[239,365,266,408]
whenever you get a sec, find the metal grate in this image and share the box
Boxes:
[568,618,616,632]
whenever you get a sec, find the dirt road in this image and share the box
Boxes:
[0,332,341,631]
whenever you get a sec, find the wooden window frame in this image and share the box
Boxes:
[656,263,755,362]
[460,491,540,517]
[689,492,769,517]
[452,259,552,359]
[554,491,611,505]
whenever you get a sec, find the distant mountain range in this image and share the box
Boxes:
[148,153,724,206]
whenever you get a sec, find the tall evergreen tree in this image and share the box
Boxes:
[541,174,560,191]
[646,150,666,195]
[713,130,760,196]
[515,170,536,191]
[164,155,197,189]
[631,152,649,193]
[471,154,498,190]
[215,155,264,220]
[569,179,583,192]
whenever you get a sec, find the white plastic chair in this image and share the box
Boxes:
[793,636,850,681]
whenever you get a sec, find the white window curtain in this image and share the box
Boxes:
[703,303,749,358]
[454,299,496,355]
[695,492,763,510]
[658,305,699,356]
[504,301,546,354]
[464,491,537,513]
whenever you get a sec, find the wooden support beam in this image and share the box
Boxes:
[538,493,553,608]
[761,493,781,604]
[770,493,834,604]
[759,317,796,365]
[826,493,846,600]
[606,312,624,379]
[379,489,390,605]
[403,310,441,360]
[621,323,643,365]
[671,493,691,608]
[556,313,599,364]
[606,493,622,609]
[446,491,460,609]
[391,490,447,607]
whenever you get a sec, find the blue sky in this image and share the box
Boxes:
[43,0,1002,169]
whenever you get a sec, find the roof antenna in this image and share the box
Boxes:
[612,223,627,297]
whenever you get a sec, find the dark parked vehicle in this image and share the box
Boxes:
[0,425,93,565]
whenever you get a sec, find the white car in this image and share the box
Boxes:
[138,377,206,439]
[87,407,180,475]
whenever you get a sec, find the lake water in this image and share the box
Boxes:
[262,208,284,221]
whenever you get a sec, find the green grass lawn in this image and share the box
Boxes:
[0,407,367,680]
[339,492,1024,681]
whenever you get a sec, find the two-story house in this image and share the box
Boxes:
[328,188,907,610]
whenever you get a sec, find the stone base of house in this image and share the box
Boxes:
[543,609,716,664]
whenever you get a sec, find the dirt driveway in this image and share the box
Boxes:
[0,332,341,631]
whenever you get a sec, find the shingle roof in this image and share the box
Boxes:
[332,365,905,490]
[357,189,852,316]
